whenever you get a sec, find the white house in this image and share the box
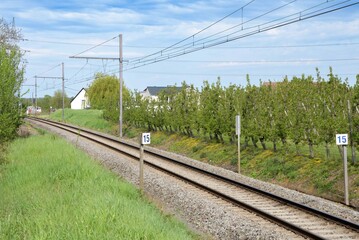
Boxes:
[70,88,90,109]
[140,86,182,101]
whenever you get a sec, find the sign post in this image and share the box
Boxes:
[236,115,241,174]
[140,133,151,191]
[336,133,349,205]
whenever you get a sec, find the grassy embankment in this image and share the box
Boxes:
[46,108,113,133]
[48,109,359,208]
[0,131,199,239]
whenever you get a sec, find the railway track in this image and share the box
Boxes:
[27,117,359,239]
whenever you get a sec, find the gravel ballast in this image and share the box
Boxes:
[28,120,359,239]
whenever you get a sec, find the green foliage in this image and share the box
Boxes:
[87,73,130,123]
[0,133,197,240]
[124,68,358,161]
[51,90,70,109]
[0,46,24,144]
[352,74,359,146]
[37,94,52,113]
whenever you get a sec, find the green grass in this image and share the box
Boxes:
[38,109,359,207]
[148,131,359,207]
[49,109,113,133]
[0,133,198,240]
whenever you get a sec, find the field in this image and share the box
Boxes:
[0,131,198,240]
[48,109,359,208]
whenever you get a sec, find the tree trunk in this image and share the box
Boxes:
[219,134,224,144]
[230,133,236,144]
[259,137,266,150]
[243,136,249,149]
[251,137,258,148]
[273,141,277,152]
[308,140,314,158]
[325,141,330,160]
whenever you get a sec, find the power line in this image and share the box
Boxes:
[35,63,62,77]
[126,0,359,70]
[57,57,359,90]
[130,0,259,63]
[23,38,359,49]
[221,42,359,49]
[129,0,298,63]
[71,36,117,57]
[166,58,359,63]
[129,71,358,77]
[68,61,89,80]
[165,0,298,56]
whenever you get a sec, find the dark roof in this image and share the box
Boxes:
[145,86,182,96]
[70,88,87,103]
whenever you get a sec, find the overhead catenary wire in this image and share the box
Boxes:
[71,36,117,58]
[130,0,258,63]
[35,1,359,94]
[129,0,354,65]
[34,63,62,77]
[129,71,358,77]
[180,0,335,53]
[126,0,359,70]
[165,58,359,63]
[67,61,89,80]
[128,0,300,63]
[145,0,298,60]
[23,38,359,49]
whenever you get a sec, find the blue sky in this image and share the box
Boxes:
[1,0,358,98]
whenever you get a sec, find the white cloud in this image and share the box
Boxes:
[3,0,358,95]
[16,7,145,27]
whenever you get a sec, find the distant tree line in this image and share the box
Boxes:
[29,90,71,113]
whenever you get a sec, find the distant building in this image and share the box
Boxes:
[140,86,182,101]
[26,106,41,115]
[70,88,90,109]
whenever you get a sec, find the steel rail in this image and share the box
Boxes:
[27,117,359,239]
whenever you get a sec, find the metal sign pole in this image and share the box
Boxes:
[140,143,144,191]
[336,133,349,206]
[236,115,241,174]
[343,145,349,205]
[139,132,150,192]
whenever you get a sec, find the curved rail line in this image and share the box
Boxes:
[27,117,359,239]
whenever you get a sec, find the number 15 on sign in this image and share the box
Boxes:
[336,134,348,146]
[142,133,151,145]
